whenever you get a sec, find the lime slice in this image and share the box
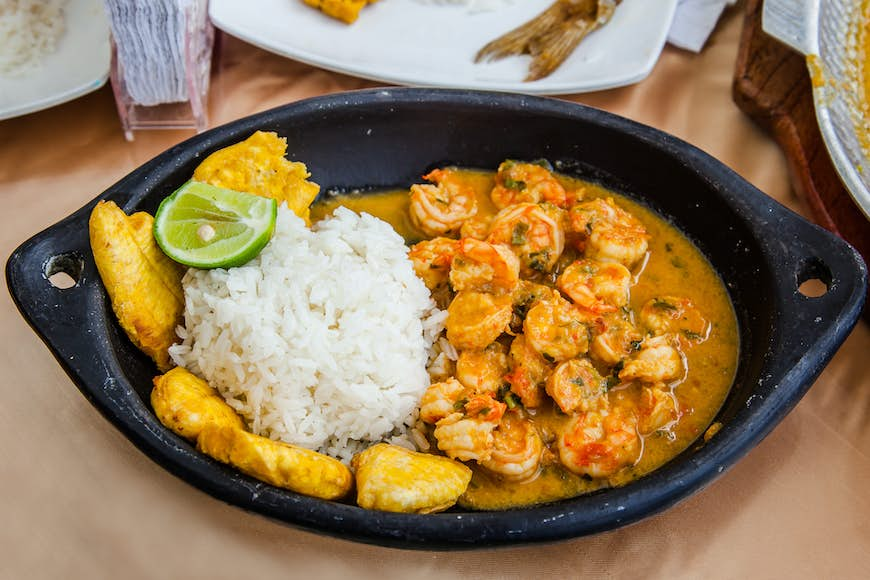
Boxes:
[153,180,277,269]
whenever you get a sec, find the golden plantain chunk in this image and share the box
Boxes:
[198,425,353,501]
[151,367,245,440]
[352,443,472,514]
[89,200,185,371]
[301,0,378,24]
[192,130,320,222]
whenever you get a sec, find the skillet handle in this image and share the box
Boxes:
[5,206,103,373]
[762,0,819,55]
[771,215,867,367]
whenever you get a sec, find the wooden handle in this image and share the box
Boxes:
[733,0,868,317]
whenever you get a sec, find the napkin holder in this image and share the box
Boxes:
[105,0,213,141]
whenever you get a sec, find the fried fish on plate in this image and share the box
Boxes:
[192,130,320,222]
[89,200,185,371]
[476,0,622,81]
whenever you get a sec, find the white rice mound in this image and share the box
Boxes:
[0,0,67,75]
[169,206,445,463]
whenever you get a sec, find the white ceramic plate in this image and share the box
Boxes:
[763,0,870,219]
[0,0,110,121]
[209,0,678,95]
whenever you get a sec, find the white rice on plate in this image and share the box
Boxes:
[0,0,67,75]
[170,206,445,463]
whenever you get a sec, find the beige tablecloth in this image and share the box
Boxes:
[2,5,868,579]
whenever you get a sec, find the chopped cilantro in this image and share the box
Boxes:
[511,222,530,245]
[504,177,526,191]
[513,294,538,319]
[528,250,550,272]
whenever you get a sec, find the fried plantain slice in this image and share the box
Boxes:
[89,200,185,371]
[352,443,472,513]
[192,130,320,222]
[151,367,245,440]
[301,0,378,24]
[198,425,353,501]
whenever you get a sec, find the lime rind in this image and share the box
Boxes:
[154,180,278,269]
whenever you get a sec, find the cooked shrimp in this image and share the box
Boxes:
[545,358,608,414]
[586,224,649,270]
[433,415,495,462]
[619,334,684,383]
[460,214,493,240]
[490,160,568,209]
[449,238,520,293]
[504,333,552,408]
[567,197,632,235]
[464,393,507,422]
[637,383,680,435]
[510,279,556,332]
[487,202,565,275]
[456,344,510,395]
[557,258,631,313]
[433,394,506,462]
[419,377,467,425]
[446,291,513,350]
[639,296,709,346]
[589,314,643,367]
[523,291,590,362]
[568,197,649,268]
[558,406,640,478]
[408,237,459,290]
[409,168,478,237]
[479,411,544,482]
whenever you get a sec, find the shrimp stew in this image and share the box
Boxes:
[311,160,739,510]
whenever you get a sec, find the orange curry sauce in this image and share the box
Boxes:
[312,168,739,510]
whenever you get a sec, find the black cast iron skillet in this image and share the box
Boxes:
[7,89,867,549]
